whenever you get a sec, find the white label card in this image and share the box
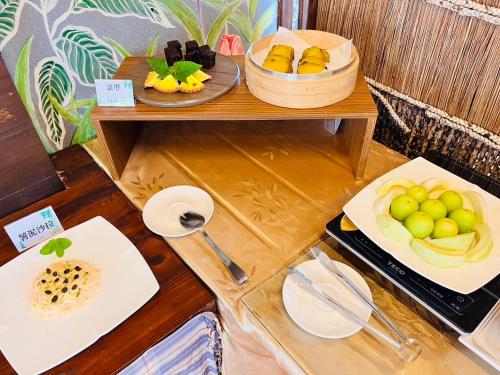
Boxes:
[3,206,64,252]
[95,79,135,107]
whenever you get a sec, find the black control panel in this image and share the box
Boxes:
[327,214,499,334]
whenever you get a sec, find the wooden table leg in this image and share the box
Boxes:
[93,120,141,180]
[339,117,377,180]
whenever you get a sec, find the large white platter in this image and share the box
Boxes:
[0,216,159,375]
[344,157,500,294]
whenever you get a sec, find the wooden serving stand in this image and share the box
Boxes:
[91,56,378,181]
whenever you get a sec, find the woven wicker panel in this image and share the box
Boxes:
[316,0,500,134]
[372,95,500,182]
[477,0,500,5]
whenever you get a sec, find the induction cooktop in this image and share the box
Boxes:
[326,151,500,335]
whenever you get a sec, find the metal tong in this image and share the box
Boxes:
[308,247,422,361]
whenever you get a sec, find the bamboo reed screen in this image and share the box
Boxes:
[315,0,500,134]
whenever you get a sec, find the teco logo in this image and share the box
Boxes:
[387,261,405,275]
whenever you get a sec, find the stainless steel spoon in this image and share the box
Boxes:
[179,211,248,285]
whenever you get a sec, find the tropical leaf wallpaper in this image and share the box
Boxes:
[0,0,277,153]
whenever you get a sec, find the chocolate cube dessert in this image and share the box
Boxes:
[185,40,199,54]
[167,40,182,52]
[200,50,216,69]
[164,46,182,66]
[184,50,201,64]
[199,44,211,55]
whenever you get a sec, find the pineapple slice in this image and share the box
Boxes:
[179,75,205,93]
[144,71,159,88]
[153,74,180,93]
[192,70,212,82]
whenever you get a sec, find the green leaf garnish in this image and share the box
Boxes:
[147,58,171,79]
[171,61,202,83]
[148,59,202,84]
[40,245,55,255]
[40,238,72,257]
[55,247,65,257]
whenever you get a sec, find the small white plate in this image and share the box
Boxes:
[0,217,159,375]
[343,157,500,294]
[282,259,372,339]
[143,186,214,237]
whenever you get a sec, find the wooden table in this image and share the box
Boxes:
[0,146,216,374]
[91,56,378,181]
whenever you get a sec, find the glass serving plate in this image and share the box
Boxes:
[241,238,488,374]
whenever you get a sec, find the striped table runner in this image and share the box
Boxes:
[120,312,221,375]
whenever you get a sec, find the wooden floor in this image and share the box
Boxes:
[0,146,216,374]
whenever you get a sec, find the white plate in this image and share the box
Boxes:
[0,217,159,375]
[344,157,500,294]
[143,186,214,237]
[282,259,372,339]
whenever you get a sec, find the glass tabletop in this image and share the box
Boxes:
[241,238,493,374]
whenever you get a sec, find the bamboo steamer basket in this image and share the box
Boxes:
[245,30,359,109]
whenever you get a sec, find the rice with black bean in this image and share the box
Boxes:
[31,260,100,318]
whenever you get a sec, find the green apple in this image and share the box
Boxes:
[377,178,415,197]
[376,215,413,245]
[419,199,447,221]
[449,208,477,233]
[430,190,473,209]
[411,239,465,268]
[404,211,434,239]
[439,191,463,212]
[463,191,487,223]
[406,185,428,203]
[425,232,476,251]
[373,188,407,216]
[390,194,419,221]
[466,224,493,263]
[432,218,459,239]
